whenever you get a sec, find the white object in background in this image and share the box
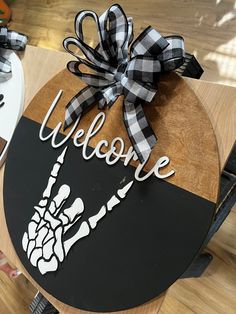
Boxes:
[0,49,24,167]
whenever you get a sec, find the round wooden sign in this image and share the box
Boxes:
[4,70,220,312]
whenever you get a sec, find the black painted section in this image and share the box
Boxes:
[4,117,216,312]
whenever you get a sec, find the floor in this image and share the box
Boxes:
[8,0,236,87]
[0,272,36,314]
[161,204,236,314]
[1,0,236,313]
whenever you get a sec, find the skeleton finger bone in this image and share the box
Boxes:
[43,238,54,260]
[28,221,38,240]
[43,229,54,244]
[39,199,47,207]
[50,184,70,215]
[107,196,120,212]
[31,212,40,223]
[54,185,70,208]
[43,177,56,199]
[88,205,106,229]
[61,198,85,233]
[64,221,90,255]
[37,147,68,207]
[53,226,64,262]
[64,180,134,255]
[27,240,36,259]
[35,226,49,247]
[30,248,42,267]
[36,218,47,232]
[22,232,29,252]
[34,206,46,219]
[63,198,84,222]
[117,181,134,198]
[45,211,61,230]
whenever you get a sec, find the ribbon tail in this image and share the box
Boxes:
[175,52,204,79]
[123,100,157,163]
[64,86,101,130]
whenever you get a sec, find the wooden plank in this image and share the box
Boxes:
[186,78,236,169]
[9,0,236,87]
[0,274,36,314]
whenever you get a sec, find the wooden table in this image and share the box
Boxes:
[10,0,236,88]
[0,45,235,313]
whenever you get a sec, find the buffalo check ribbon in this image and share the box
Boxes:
[0,27,27,81]
[63,4,198,162]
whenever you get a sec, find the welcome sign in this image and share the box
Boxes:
[3,67,220,311]
[3,4,220,312]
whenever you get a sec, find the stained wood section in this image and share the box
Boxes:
[55,295,165,314]
[0,137,7,156]
[186,78,236,169]
[24,69,220,203]
[20,46,236,172]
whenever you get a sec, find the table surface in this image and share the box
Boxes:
[10,0,236,88]
[0,45,235,313]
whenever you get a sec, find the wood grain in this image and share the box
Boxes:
[163,206,236,314]
[0,136,7,156]
[23,69,220,202]
[9,0,236,87]
[0,273,36,314]
[20,46,236,171]
[0,45,235,313]
[186,78,236,169]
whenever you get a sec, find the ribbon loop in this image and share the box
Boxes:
[0,27,27,81]
[63,37,113,72]
[63,4,196,162]
[75,10,110,62]
[158,36,185,72]
[130,26,169,58]
[67,61,113,88]
[99,4,129,62]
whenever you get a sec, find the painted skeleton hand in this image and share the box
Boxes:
[22,147,133,275]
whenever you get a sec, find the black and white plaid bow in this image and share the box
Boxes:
[63,4,187,162]
[0,27,27,81]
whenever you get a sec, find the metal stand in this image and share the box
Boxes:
[29,292,59,314]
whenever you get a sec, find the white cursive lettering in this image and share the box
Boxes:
[39,90,175,181]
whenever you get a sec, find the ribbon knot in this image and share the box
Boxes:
[114,62,127,81]
[63,4,186,162]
